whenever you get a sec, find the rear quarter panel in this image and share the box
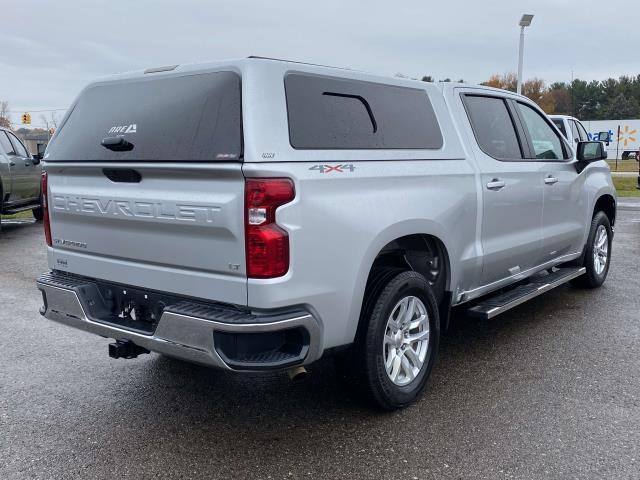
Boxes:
[242,159,478,350]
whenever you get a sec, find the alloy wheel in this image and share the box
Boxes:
[383,296,430,386]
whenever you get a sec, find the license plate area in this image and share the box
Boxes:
[76,281,184,335]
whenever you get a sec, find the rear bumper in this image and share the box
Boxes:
[37,272,322,371]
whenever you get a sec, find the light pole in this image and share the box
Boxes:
[517,14,534,95]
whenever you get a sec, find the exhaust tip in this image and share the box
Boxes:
[287,366,308,382]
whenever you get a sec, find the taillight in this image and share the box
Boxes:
[41,172,52,247]
[245,178,295,278]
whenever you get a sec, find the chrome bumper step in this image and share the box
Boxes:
[467,267,586,320]
[37,271,322,370]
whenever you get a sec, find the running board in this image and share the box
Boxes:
[467,267,586,319]
[2,204,38,215]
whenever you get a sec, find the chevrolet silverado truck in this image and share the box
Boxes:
[0,127,43,229]
[36,58,616,409]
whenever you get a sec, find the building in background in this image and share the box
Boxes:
[14,128,49,156]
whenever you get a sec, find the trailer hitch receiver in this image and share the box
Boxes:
[108,339,150,359]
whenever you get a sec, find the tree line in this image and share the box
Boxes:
[423,72,640,120]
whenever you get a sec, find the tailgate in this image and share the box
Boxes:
[42,68,247,305]
[46,163,247,305]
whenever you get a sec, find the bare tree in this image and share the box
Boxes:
[50,111,59,128]
[39,111,60,131]
[0,101,11,129]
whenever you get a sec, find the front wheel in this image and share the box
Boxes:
[572,211,612,288]
[352,270,440,410]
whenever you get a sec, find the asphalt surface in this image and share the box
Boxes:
[1,213,639,480]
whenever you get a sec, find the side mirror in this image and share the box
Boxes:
[597,131,610,146]
[32,154,42,165]
[577,141,607,162]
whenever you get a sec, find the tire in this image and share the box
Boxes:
[352,270,440,410]
[32,206,44,221]
[571,211,612,289]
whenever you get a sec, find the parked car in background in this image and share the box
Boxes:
[0,127,43,230]
[549,115,611,154]
[37,58,616,409]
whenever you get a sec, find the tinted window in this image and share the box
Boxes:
[0,132,16,155]
[464,95,522,160]
[551,119,567,139]
[7,132,29,157]
[517,103,565,160]
[46,71,242,162]
[285,73,443,149]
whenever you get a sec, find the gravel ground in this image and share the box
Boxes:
[1,212,638,480]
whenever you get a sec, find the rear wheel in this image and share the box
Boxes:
[351,270,440,410]
[572,211,612,288]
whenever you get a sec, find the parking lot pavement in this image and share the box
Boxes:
[1,213,639,480]
[619,197,640,211]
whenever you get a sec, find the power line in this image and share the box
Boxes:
[8,108,67,113]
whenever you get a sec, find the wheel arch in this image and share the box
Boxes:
[593,193,616,226]
[346,221,456,345]
[366,234,451,297]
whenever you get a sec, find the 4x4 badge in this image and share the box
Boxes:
[309,164,355,174]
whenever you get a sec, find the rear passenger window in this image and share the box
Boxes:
[285,73,443,149]
[463,95,523,160]
[517,103,566,160]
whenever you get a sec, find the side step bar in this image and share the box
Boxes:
[467,267,586,319]
[2,204,38,215]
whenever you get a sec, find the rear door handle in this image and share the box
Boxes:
[25,161,31,166]
[9,161,15,167]
[486,179,506,190]
[544,175,558,185]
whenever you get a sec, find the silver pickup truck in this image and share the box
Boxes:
[36,58,616,409]
[0,127,43,229]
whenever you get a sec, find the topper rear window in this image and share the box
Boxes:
[46,71,242,162]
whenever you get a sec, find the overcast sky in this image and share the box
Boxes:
[2,0,639,128]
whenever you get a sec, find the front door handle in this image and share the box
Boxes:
[24,161,31,166]
[486,179,506,190]
[544,175,558,185]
